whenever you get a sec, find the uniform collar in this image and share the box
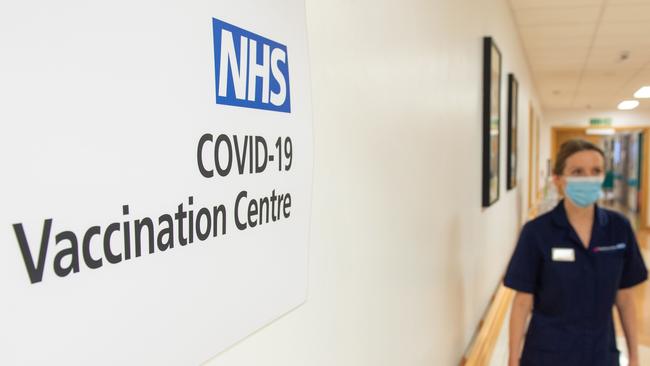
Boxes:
[551,199,609,228]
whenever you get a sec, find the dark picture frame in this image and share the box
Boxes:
[482,37,502,207]
[507,73,518,191]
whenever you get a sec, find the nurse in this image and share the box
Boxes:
[505,139,648,366]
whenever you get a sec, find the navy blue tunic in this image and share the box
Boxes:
[504,200,648,366]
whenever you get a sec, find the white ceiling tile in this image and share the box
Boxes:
[597,21,650,36]
[522,36,593,49]
[524,45,591,57]
[527,48,589,62]
[514,5,601,26]
[531,62,586,73]
[584,56,648,71]
[539,91,578,100]
[587,47,650,65]
[577,80,626,92]
[602,4,650,22]
[575,85,623,96]
[529,52,587,64]
[538,83,580,96]
[608,0,650,4]
[592,35,650,49]
[588,45,650,62]
[536,70,583,79]
[537,78,581,92]
[580,67,638,79]
[509,0,604,10]
[574,98,616,107]
[520,23,597,39]
[509,0,650,111]
[619,68,650,93]
[544,98,577,109]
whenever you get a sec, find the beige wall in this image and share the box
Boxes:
[205,0,542,365]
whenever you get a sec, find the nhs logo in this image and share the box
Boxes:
[212,18,291,113]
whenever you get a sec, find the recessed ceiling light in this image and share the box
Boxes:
[634,86,650,98]
[618,100,639,110]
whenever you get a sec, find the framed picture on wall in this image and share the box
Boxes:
[507,73,518,190]
[482,37,502,207]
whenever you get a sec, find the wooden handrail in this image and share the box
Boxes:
[460,207,539,366]
[460,285,515,366]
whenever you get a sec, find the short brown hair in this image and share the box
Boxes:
[553,139,605,176]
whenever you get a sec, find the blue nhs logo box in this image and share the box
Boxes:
[212,18,291,113]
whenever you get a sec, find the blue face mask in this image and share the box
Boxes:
[565,176,604,208]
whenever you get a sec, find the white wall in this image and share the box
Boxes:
[205,0,542,365]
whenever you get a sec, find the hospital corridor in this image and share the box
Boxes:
[469,130,650,365]
[3,0,650,365]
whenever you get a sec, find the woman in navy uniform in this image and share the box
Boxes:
[505,139,648,366]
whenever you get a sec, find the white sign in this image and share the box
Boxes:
[0,1,313,364]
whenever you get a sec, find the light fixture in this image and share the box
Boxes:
[634,86,650,98]
[618,100,639,110]
[586,128,616,136]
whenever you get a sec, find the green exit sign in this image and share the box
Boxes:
[590,118,612,126]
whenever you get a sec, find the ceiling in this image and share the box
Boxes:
[508,0,650,111]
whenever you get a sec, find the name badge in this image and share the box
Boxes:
[552,248,575,262]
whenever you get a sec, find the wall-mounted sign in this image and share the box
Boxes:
[0,1,313,364]
[590,117,613,126]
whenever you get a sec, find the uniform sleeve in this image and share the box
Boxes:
[504,223,541,294]
[619,220,648,289]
